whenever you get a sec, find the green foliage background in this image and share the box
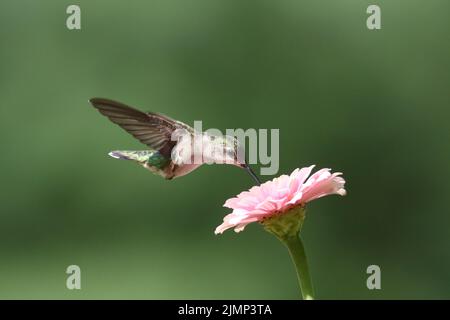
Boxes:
[0,0,449,299]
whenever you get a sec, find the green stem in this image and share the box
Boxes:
[283,234,314,300]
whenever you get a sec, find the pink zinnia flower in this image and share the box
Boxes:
[215,165,346,234]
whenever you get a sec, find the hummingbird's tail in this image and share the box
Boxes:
[108,150,150,162]
[108,150,171,178]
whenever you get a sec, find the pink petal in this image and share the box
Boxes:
[302,173,346,203]
[215,165,346,234]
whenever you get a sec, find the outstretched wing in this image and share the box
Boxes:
[89,98,193,157]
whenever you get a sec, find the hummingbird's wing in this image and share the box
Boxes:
[89,98,193,158]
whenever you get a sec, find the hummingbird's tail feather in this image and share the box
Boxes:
[109,151,130,160]
[108,150,152,162]
[108,150,174,179]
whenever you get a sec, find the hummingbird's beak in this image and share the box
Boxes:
[242,163,261,185]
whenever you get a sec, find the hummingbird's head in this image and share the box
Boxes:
[204,135,242,165]
[201,134,261,184]
[220,136,262,185]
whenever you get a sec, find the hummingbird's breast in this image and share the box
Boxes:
[171,132,206,165]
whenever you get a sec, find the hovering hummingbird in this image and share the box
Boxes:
[89,98,261,184]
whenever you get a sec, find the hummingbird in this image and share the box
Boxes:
[89,98,261,184]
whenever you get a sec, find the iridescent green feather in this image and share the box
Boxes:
[146,151,170,169]
[109,150,170,169]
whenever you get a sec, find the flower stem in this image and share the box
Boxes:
[283,234,314,300]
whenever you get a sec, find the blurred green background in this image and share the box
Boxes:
[0,0,449,299]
